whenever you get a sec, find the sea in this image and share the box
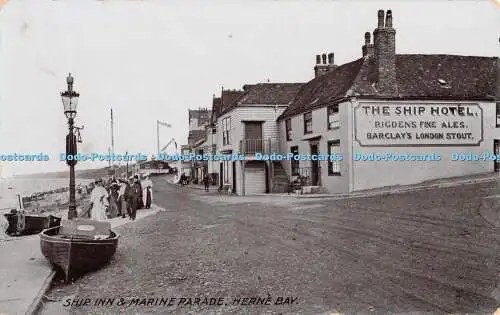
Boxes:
[0,177,93,212]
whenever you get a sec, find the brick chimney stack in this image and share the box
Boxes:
[314,52,337,78]
[373,9,397,96]
[362,32,374,57]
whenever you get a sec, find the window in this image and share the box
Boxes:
[327,140,341,176]
[496,104,500,127]
[304,112,312,134]
[222,117,231,145]
[327,105,340,129]
[285,119,292,141]
[290,146,299,175]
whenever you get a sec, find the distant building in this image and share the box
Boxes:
[277,9,500,193]
[188,108,210,131]
[136,160,171,176]
[177,144,191,177]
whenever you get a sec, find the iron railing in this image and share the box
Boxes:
[239,138,269,155]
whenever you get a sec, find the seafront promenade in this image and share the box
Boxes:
[0,204,165,315]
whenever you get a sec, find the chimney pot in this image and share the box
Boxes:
[328,53,334,64]
[377,10,385,28]
[322,54,327,64]
[365,32,371,44]
[316,55,321,64]
[386,10,393,28]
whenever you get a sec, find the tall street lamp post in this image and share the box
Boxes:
[61,73,80,220]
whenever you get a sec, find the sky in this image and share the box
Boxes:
[0,0,498,176]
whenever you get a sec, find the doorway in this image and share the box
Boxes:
[310,143,319,185]
[232,161,237,193]
[219,163,223,190]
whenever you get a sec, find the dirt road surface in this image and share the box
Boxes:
[42,178,500,315]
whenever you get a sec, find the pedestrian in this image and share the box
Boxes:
[133,175,143,209]
[107,181,120,218]
[89,178,109,221]
[142,175,153,208]
[117,178,128,218]
[145,186,152,208]
[127,177,137,220]
[203,174,210,192]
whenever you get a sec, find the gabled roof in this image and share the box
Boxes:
[219,83,304,116]
[278,54,499,121]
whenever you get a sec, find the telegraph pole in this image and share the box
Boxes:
[111,108,116,177]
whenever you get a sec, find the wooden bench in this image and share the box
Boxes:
[60,219,111,240]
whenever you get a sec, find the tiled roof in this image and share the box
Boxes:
[187,130,206,146]
[219,83,304,116]
[278,54,499,121]
[278,58,365,120]
[236,83,304,105]
[220,90,245,113]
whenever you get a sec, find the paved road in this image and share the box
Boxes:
[50,178,500,315]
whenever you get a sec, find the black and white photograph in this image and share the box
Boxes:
[0,0,499,314]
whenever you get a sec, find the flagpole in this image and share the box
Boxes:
[156,120,160,155]
[111,108,115,177]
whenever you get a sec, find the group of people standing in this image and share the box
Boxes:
[87,174,153,222]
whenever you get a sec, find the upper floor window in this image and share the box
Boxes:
[222,117,231,146]
[285,119,292,141]
[327,105,340,129]
[304,112,312,134]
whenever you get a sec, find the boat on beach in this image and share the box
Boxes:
[3,211,61,236]
[40,219,119,283]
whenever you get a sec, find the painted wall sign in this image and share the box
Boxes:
[354,103,483,146]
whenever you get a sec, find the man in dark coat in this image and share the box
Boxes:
[145,186,152,208]
[203,174,210,192]
[127,177,137,220]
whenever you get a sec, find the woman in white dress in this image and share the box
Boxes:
[142,175,153,208]
[90,178,109,221]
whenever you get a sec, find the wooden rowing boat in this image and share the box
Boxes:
[40,219,119,283]
[3,212,61,236]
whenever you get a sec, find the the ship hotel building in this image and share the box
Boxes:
[277,9,500,193]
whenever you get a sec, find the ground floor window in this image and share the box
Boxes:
[327,140,341,176]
